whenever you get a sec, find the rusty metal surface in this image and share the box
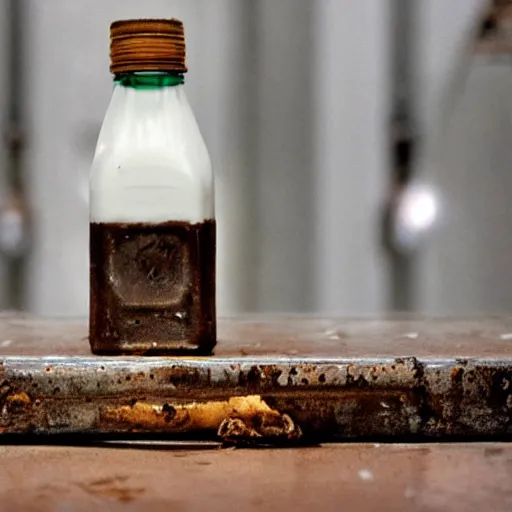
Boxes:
[0,315,512,440]
[1,443,512,511]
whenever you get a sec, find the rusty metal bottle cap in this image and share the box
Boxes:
[110,18,187,74]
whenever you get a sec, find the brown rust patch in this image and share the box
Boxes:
[451,367,464,381]
[218,412,301,445]
[0,386,11,403]
[6,392,31,408]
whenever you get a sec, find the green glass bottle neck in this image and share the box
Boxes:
[114,72,185,90]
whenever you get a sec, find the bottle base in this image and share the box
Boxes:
[89,339,216,356]
[89,219,216,357]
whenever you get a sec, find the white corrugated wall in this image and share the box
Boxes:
[6,0,508,317]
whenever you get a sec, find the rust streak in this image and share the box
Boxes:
[101,395,298,436]
[6,392,31,407]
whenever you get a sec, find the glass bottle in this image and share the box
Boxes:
[89,19,216,354]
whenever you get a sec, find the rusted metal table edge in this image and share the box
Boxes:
[1,353,511,441]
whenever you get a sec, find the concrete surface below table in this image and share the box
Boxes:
[0,442,511,511]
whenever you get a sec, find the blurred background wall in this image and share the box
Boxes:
[0,0,510,317]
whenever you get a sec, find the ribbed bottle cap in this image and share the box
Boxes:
[110,18,187,74]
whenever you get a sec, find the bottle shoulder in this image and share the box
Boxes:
[91,85,212,181]
[90,85,214,224]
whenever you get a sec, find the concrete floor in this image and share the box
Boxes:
[1,442,511,511]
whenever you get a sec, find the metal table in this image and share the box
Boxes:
[0,314,511,442]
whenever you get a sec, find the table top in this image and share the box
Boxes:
[1,314,512,358]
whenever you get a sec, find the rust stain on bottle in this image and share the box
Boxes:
[89,220,216,355]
